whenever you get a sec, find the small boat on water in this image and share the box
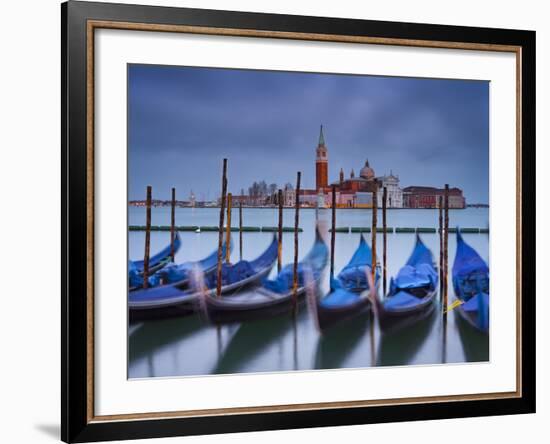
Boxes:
[452,231,489,333]
[371,235,438,332]
[129,235,278,321]
[128,233,182,289]
[308,235,379,331]
[199,231,328,324]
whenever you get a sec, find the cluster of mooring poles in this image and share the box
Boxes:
[213,160,304,316]
[142,184,180,289]
[140,159,306,317]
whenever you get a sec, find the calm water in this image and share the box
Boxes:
[128,207,490,378]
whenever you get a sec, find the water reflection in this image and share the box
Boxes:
[376,305,437,366]
[314,313,371,369]
[129,306,489,378]
[455,313,490,363]
[213,311,306,374]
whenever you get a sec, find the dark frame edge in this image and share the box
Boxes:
[520,30,536,414]
[63,1,91,442]
[61,1,68,442]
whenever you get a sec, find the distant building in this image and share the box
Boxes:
[300,125,405,208]
[403,186,465,209]
[377,172,403,208]
[210,126,466,210]
[283,185,295,207]
[315,125,329,190]
[298,189,319,207]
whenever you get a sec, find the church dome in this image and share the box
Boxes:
[360,159,375,180]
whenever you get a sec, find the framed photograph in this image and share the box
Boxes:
[62,1,535,442]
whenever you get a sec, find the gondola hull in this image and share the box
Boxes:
[129,263,275,322]
[374,291,437,333]
[200,233,328,325]
[308,235,378,332]
[454,295,489,333]
[200,286,312,324]
[452,232,489,334]
[313,297,371,332]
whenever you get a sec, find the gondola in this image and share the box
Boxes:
[452,231,489,333]
[308,235,379,331]
[199,231,328,324]
[129,235,278,321]
[371,235,438,333]
[128,232,182,288]
[129,240,232,291]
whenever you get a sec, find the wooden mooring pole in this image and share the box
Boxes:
[371,188,378,281]
[239,201,243,262]
[292,172,301,312]
[277,189,283,273]
[443,184,450,312]
[226,193,232,264]
[442,185,449,363]
[330,185,336,282]
[142,185,152,289]
[170,187,176,262]
[382,186,387,296]
[216,159,227,298]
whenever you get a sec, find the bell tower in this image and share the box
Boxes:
[315,125,328,190]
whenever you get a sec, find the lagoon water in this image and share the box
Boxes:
[128,207,489,378]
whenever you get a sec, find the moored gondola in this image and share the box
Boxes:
[132,232,182,272]
[129,235,278,321]
[128,233,182,289]
[452,231,489,333]
[371,235,438,332]
[308,235,380,331]
[129,239,231,291]
[199,231,328,324]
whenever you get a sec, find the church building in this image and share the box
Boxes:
[299,125,403,208]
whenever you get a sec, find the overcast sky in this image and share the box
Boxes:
[128,64,489,203]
